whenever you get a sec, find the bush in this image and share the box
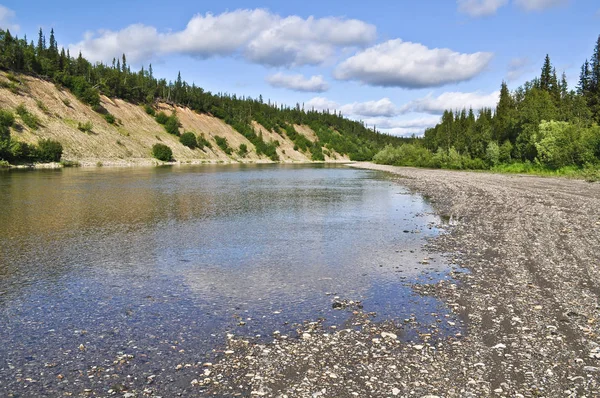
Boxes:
[62,98,71,107]
[486,142,500,166]
[78,121,93,132]
[155,111,169,125]
[237,143,248,157]
[144,104,155,116]
[373,144,433,167]
[152,143,173,161]
[214,135,232,155]
[180,132,197,149]
[197,134,212,150]
[9,141,34,161]
[36,100,50,115]
[36,139,63,162]
[0,109,15,128]
[104,113,116,124]
[16,104,40,130]
[164,115,180,136]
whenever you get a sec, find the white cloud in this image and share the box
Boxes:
[363,116,442,137]
[340,98,398,117]
[514,0,568,11]
[457,0,509,17]
[334,39,493,88]
[399,91,500,115]
[69,9,376,67]
[305,97,340,112]
[266,73,329,92]
[0,5,19,32]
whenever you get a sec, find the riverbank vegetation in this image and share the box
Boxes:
[374,35,600,181]
[0,28,408,164]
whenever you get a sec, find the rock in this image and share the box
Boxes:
[381,332,398,340]
[492,343,506,350]
[392,387,400,395]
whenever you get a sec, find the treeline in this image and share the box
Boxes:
[375,35,600,176]
[0,28,409,163]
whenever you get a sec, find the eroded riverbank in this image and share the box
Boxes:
[205,163,600,397]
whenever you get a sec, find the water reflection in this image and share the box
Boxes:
[0,164,458,395]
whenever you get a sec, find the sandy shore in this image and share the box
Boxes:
[204,163,600,397]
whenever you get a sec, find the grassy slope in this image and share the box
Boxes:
[0,72,349,165]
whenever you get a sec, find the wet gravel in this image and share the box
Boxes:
[203,164,600,397]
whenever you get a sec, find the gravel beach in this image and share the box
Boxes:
[205,163,600,397]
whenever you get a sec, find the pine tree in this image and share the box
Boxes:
[540,54,553,91]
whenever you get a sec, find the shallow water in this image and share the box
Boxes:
[0,164,458,395]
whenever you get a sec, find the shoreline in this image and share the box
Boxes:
[203,162,600,397]
[1,158,355,170]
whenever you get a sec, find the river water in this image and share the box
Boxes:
[0,164,458,395]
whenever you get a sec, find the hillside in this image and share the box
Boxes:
[0,72,349,166]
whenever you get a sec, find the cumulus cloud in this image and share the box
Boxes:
[399,91,500,115]
[305,97,340,112]
[0,5,19,32]
[68,9,376,67]
[363,116,442,137]
[514,0,568,11]
[304,97,399,117]
[457,0,509,17]
[334,39,493,88]
[340,98,398,117]
[266,73,329,92]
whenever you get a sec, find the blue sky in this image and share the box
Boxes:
[0,0,599,135]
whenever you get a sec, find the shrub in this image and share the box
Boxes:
[164,115,180,136]
[16,104,40,130]
[144,104,156,116]
[78,121,93,132]
[486,142,500,166]
[373,144,433,167]
[152,143,173,161]
[9,141,34,161]
[237,143,248,157]
[155,112,169,125]
[36,139,63,162]
[36,100,50,115]
[62,98,71,107]
[104,113,116,124]
[214,135,232,155]
[197,134,212,150]
[0,109,15,128]
[180,132,197,149]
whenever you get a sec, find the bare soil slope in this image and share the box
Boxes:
[0,72,332,165]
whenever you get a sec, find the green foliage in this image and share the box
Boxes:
[62,98,71,107]
[196,134,212,150]
[152,143,173,161]
[36,139,63,162]
[179,132,197,149]
[144,104,156,116]
[373,144,434,168]
[16,104,40,130]
[164,114,180,136]
[311,142,325,161]
[60,160,80,167]
[214,135,232,155]
[534,121,597,168]
[486,142,500,167]
[237,143,248,157]
[155,111,169,125]
[36,100,50,115]
[104,113,116,124]
[77,121,93,132]
[0,109,15,128]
